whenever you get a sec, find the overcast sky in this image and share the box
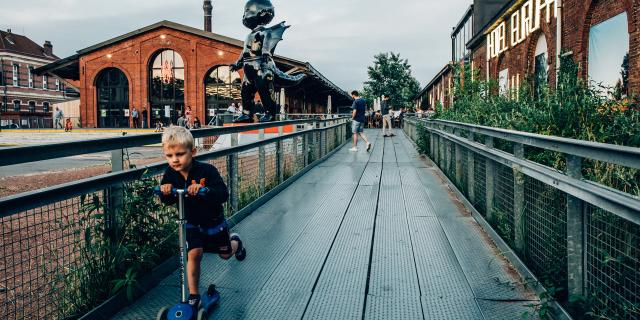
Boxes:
[1,0,470,90]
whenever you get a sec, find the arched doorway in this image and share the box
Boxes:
[149,50,185,126]
[96,68,129,128]
[534,34,549,96]
[204,65,241,125]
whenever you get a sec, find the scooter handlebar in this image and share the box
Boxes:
[153,186,210,197]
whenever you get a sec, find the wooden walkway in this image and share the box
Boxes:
[114,129,539,320]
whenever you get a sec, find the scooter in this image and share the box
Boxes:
[154,187,220,320]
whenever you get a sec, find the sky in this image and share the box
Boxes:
[0,0,471,90]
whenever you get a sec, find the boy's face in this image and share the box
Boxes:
[163,144,197,173]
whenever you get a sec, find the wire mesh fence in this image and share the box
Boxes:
[586,204,640,319]
[403,117,640,319]
[0,120,348,319]
[523,176,568,296]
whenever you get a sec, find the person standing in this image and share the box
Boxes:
[141,107,148,129]
[381,94,394,137]
[349,91,371,152]
[131,107,139,128]
[54,107,64,129]
[185,106,193,127]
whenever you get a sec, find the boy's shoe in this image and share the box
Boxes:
[230,233,246,261]
[349,147,358,152]
[188,294,200,310]
[366,143,372,152]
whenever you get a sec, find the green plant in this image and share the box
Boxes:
[47,175,177,318]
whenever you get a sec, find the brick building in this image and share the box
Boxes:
[415,0,639,107]
[414,65,453,111]
[0,30,68,128]
[37,17,351,128]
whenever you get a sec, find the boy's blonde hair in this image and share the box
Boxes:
[162,126,194,149]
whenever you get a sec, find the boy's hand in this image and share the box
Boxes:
[160,184,173,196]
[187,183,202,197]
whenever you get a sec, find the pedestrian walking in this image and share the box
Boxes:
[132,107,139,128]
[381,95,394,137]
[54,107,64,129]
[349,90,371,152]
[141,107,148,129]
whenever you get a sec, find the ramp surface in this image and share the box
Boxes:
[113,129,539,320]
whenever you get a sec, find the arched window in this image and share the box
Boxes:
[534,34,549,96]
[149,50,185,126]
[43,102,50,113]
[28,101,36,113]
[96,68,129,128]
[205,65,241,124]
[13,100,20,112]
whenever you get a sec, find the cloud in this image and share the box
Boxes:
[1,0,471,90]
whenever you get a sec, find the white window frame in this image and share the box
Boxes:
[12,64,19,86]
[55,79,60,91]
[28,66,34,88]
[43,75,48,90]
[13,100,20,111]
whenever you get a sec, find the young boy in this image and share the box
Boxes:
[159,126,246,309]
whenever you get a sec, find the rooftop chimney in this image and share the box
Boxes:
[203,0,213,32]
[6,29,11,34]
[43,40,53,56]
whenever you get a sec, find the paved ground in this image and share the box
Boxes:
[113,129,539,320]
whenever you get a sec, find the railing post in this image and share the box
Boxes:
[513,143,525,253]
[303,126,309,166]
[320,121,326,157]
[454,129,463,186]
[277,126,284,184]
[258,129,266,195]
[228,132,239,213]
[430,131,435,158]
[566,154,585,297]
[311,121,318,161]
[467,132,476,203]
[106,149,124,245]
[485,136,495,221]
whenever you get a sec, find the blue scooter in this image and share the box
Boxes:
[154,187,220,320]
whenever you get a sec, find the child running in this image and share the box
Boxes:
[159,126,246,309]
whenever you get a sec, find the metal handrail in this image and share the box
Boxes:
[0,121,346,218]
[433,127,640,224]
[423,118,640,169]
[0,117,347,167]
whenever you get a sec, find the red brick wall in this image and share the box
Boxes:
[79,27,244,128]
[477,0,638,94]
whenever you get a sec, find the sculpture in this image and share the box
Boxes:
[231,0,305,123]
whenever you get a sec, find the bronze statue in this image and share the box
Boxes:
[231,0,305,123]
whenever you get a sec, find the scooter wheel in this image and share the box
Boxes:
[197,308,208,320]
[155,306,169,320]
[207,284,217,296]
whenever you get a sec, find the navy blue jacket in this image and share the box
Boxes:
[160,160,229,226]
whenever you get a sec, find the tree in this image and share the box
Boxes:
[362,52,420,110]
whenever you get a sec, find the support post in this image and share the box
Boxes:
[229,132,239,213]
[311,121,318,162]
[485,136,495,221]
[258,129,266,195]
[467,132,476,203]
[277,126,284,184]
[430,132,435,158]
[454,129,463,187]
[513,143,525,253]
[566,154,585,297]
[106,149,124,245]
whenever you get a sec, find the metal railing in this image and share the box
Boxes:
[403,117,640,319]
[0,118,349,319]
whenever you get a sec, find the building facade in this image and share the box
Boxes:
[415,0,639,108]
[471,0,638,96]
[0,30,68,128]
[38,21,351,128]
